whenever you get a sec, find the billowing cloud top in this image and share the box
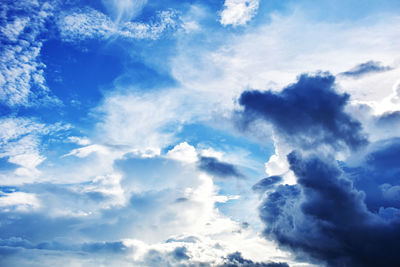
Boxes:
[238,73,368,150]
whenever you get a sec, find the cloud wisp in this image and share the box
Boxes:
[339,60,393,78]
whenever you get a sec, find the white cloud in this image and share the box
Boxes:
[67,136,91,146]
[94,89,202,155]
[0,118,46,177]
[102,0,148,24]
[0,191,40,212]
[173,12,400,110]
[0,1,60,107]
[58,8,178,42]
[0,117,70,184]
[166,142,198,163]
[220,0,260,26]
[170,10,400,187]
[64,144,110,158]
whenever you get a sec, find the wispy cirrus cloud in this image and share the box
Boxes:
[101,0,148,24]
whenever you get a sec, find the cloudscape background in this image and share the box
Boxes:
[1,0,400,266]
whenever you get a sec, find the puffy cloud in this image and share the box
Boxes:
[238,73,400,266]
[343,138,400,212]
[339,60,393,78]
[238,73,368,151]
[166,142,198,163]
[220,0,259,26]
[259,151,400,267]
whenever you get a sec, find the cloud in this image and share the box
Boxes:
[252,176,282,194]
[0,0,60,107]
[242,72,400,266]
[58,7,178,42]
[375,111,400,127]
[339,60,393,78]
[198,156,244,179]
[81,241,128,254]
[220,0,259,26]
[166,142,198,163]
[218,251,289,267]
[238,73,368,151]
[344,138,400,212]
[0,191,40,212]
[170,246,190,261]
[259,150,400,267]
[0,117,69,182]
[101,0,148,24]
[67,136,91,146]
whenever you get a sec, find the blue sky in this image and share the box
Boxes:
[1,0,400,266]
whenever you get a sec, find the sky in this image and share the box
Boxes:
[0,0,400,266]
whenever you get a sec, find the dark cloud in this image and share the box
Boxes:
[259,151,400,267]
[218,252,289,267]
[343,138,400,212]
[252,176,282,193]
[339,61,393,78]
[198,156,244,178]
[238,73,367,150]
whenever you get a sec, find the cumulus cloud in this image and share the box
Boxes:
[237,72,400,266]
[339,60,393,78]
[238,73,368,151]
[0,0,60,107]
[220,0,259,26]
[259,150,400,267]
[344,138,400,212]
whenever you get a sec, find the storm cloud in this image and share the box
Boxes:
[239,73,400,266]
[238,73,367,150]
[259,151,400,267]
